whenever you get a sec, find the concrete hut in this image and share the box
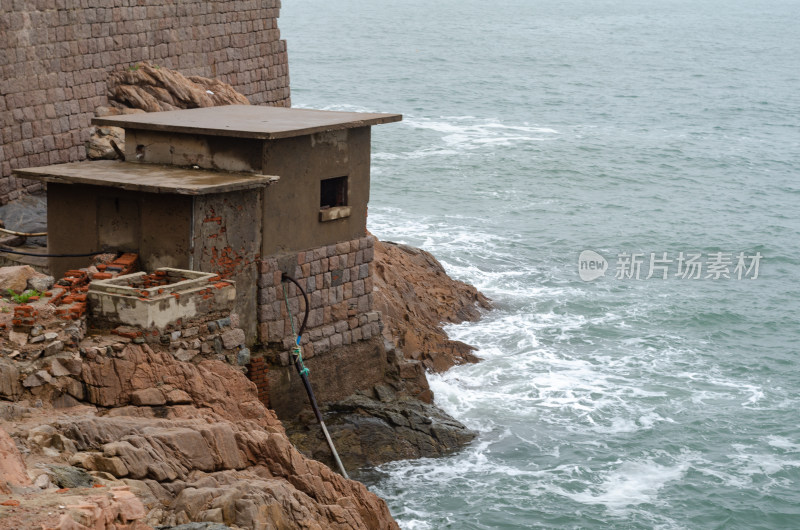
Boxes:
[14,105,401,413]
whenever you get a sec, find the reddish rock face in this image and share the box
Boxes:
[0,230,491,528]
[0,340,400,530]
[372,239,492,372]
[0,425,32,493]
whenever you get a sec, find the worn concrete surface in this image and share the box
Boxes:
[14,161,278,196]
[124,130,265,173]
[44,183,194,277]
[192,191,262,343]
[262,127,373,253]
[93,105,401,140]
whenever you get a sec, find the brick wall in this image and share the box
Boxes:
[0,0,291,204]
[247,356,270,407]
[257,235,383,365]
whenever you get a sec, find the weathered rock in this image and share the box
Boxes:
[165,389,192,405]
[23,370,52,388]
[79,344,267,425]
[287,393,475,470]
[373,239,491,372]
[0,264,41,293]
[34,472,52,489]
[44,340,64,356]
[46,409,398,529]
[0,361,22,399]
[0,338,400,527]
[48,465,94,488]
[44,486,149,529]
[28,275,55,292]
[9,329,28,347]
[85,124,125,160]
[170,522,231,530]
[50,359,72,377]
[58,357,84,376]
[27,424,77,455]
[173,348,198,362]
[0,425,32,493]
[86,453,130,477]
[52,392,82,409]
[107,62,250,113]
[220,328,245,349]
[131,387,166,406]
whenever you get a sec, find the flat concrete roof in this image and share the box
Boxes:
[92,105,403,140]
[14,160,279,195]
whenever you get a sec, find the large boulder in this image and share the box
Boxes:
[107,62,250,113]
[87,62,253,160]
[0,264,43,294]
[287,393,475,470]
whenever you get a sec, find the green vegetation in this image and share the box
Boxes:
[4,289,42,304]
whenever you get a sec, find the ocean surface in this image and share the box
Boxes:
[280,1,800,528]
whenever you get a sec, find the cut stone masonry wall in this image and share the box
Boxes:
[256,235,382,364]
[0,0,291,204]
[103,311,249,367]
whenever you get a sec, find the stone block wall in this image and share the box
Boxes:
[0,0,291,204]
[256,235,382,363]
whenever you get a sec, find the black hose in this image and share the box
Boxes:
[280,272,349,479]
[281,273,309,337]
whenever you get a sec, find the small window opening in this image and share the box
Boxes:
[320,176,348,209]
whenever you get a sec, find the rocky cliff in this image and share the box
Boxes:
[373,239,491,372]
[0,342,398,529]
[0,236,491,528]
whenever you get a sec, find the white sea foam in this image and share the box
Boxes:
[389,115,560,158]
[741,384,765,407]
[403,115,558,137]
[298,105,560,159]
[292,102,381,114]
[372,147,464,160]
[366,165,799,529]
[765,435,800,452]
[729,444,800,478]
[561,458,690,510]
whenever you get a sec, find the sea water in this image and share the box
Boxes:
[280,1,800,528]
